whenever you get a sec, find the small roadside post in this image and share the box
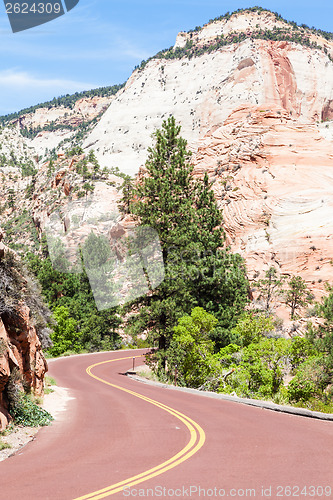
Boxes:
[125,357,136,376]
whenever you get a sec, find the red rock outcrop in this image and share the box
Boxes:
[0,236,48,430]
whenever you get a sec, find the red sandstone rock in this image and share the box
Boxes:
[0,245,48,430]
[63,180,72,196]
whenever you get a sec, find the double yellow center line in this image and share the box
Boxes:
[73,355,205,499]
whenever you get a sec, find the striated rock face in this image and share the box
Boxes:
[192,104,333,298]
[83,25,333,176]
[0,235,48,429]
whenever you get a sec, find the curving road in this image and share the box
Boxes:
[1,350,333,500]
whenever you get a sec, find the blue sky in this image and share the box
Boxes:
[0,0,332,115]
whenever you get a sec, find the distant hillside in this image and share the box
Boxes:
[0,83,125,127]
[0,83,126,161]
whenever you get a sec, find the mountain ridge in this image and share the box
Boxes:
[137,7,333,71]
[1,7,332,135]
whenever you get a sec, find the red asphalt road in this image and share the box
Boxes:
[1,350,333,500]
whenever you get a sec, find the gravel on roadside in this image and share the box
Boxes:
[0,385,73,462]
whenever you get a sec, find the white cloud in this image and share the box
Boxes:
[0,69,96,91]
[0,69,99,114]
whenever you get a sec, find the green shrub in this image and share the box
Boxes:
[9,392,53,427]
[0,439,11,451]
[288,375,316,402]
[218,338,291,398]
[135,338,150,349]
[44,375,57,394]
[293,398,333,413]
[166,308,220,388]
[222,360,277,398]
[230,313,275,347]
[287,356,329,402]
[48,305,81,356]
[288,337,317,370]
[272,386,289,405]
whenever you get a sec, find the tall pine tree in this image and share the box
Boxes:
[124,117,249,369]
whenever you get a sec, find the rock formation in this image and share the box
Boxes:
[82,14,333,176]
[0,231,49,429]
[83,9,333,300]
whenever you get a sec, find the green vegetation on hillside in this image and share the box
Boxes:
[2,209,40,251]
[19,110,110,141]
[153,259,332,412]
[20,122,75,140]
[159,306,333,412]
[26,247,122,355]
[202,6,333,39]
[54,115,104,152]
[0,151,37,177]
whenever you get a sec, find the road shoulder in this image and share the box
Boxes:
[128,367,333,422]
[0,385,73,462]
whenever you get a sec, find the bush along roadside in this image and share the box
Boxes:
[9,393,53,427]
[148,307,333,413]
[6,369,53,427]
